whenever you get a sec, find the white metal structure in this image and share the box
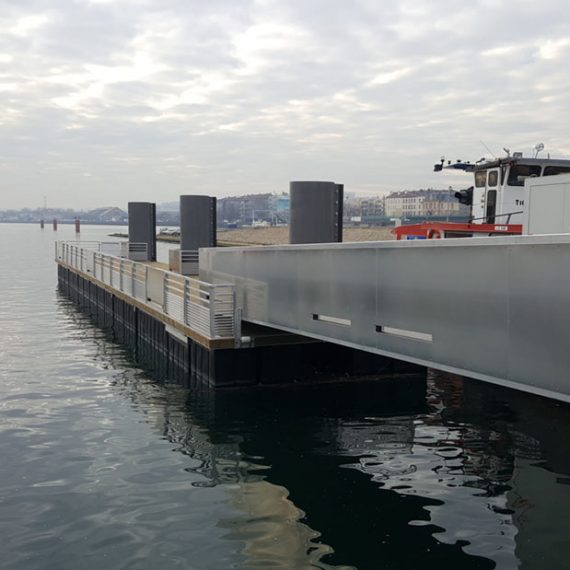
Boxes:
[56,241,236,340]
[523,173,570,235]
[436,152,570,225]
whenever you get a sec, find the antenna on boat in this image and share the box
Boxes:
[534,142,545,158]
[479,140,497,159]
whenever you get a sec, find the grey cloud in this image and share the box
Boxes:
[1,0,570,207]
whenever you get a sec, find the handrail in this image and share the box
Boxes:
[469,211,524,224]
[55,241,236,340]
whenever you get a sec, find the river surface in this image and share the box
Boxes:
[1,223,569,570]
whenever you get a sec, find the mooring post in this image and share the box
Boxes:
[289,181,343,244]
[179,195,217,275]
[128,202,156,261]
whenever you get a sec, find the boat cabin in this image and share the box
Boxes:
[435,154,570,225]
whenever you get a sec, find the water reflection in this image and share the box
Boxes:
[58,297,570,569]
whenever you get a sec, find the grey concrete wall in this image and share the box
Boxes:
[180,195,217,250]
[200,234,570,402]
[128,202,156,261]
[289,181,343,244]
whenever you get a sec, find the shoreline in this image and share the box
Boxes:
[109,226,396,246]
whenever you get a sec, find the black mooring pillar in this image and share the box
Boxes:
[178,195,217,275]
[289,181,343,244]
[128,202,156,261]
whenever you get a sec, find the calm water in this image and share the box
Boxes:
[1,223,569,570]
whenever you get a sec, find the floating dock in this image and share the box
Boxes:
[56,241,418,388]
[54,182,570,403]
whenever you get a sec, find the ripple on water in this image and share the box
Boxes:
[1,225,570,570]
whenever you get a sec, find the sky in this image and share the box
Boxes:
[2,0,570,209]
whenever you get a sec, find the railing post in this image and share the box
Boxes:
[109,257,113,287]
[234,305,242,348]
[131,262,135,297]
[144,265,149,302]
[209,286,216,338]
[119,258,123,291]
[183,279,189,326]
[163,272,168,314]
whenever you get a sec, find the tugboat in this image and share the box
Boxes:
[393,144,570,239]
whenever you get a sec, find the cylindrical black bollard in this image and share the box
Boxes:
[128,202,156,261]
[180,195,217,251]
[179,195,217,274]
[289,181,343,244]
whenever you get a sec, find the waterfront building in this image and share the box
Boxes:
[384,189,469,219]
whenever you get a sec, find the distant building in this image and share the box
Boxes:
[343,194,387,225]
[384,189,469,219]
[359,196,385,218]
[217,193,287,226]
[268,194,290,223]
[86,207,128,223]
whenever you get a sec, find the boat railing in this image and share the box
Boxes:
[55,241,236,340]
[470,211,524,225]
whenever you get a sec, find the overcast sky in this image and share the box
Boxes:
[2,0,570,209]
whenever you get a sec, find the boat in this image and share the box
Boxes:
[393,144,570,239]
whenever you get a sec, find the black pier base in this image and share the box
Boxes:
[58,266,426,389]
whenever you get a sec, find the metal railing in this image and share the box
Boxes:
[56,241,236,340]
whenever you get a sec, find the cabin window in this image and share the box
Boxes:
[475,171,487,187]
[488,171,498,187]
[507,164,541,186]
[543,166,570,176]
